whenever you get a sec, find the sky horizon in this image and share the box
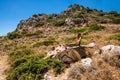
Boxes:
[0,0,120,36]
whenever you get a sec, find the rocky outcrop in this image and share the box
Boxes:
[16,4,118,31]
[17,14,47,30]
[51,45,96,64]
[55,48,81,63]
[65,17,87,26]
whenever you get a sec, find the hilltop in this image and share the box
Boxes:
[16,4,120,30]
[0,4,120,80]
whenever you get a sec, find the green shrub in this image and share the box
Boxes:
[11,53,45,68]
[112,18,120,24]
[7,31,21,40]
[35,22,44,27]
[4,42,17,50]
[109,33,120,41]
[43,37,55,46]
[114,34,120,41]
[113,30,120,33]
[21,30,28,35]
[108,11,119,16]
[33,42,43,47]
[25,30,43,37]
[99,19,108,24]
[54,20,65,26]
[64,36,76,43]
[10,49,34,61]
[69,27,86,33]
[32,14,38,17]
[88,24,105,31]
[33,37,55,47]
[7,49,49,80]
[7,58,63,80]
[12,58,27,68]
[7,30,43,39]
[34,30,43,35]
[74,13,83,18]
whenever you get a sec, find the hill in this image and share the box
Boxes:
[16,4,120,30]
[0,4,120,80]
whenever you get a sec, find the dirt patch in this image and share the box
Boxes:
[0,55,9,80]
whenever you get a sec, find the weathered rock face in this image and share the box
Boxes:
[100,45,120,58]
[55,46,95,64]
[65,17,87,26]
[65,18,75,26]
[17,14,47,30]
[55,48,81,63]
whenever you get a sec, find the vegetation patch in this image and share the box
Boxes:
[113,30,120,33]
[88,24,105,31]
[10,49,34,61]
[7,46,64,80]
[25,30,43,36]
[7,30,43,40]
[33,37,55,47]
[64,36,76,43]
[4,42,17,50]
[69,27,87,33]
[7,57,63,80]
[35,22,44,27]
[112,18,120,24]
[109,33,120,41]
[54,20,65,26]
[7,31,21,40]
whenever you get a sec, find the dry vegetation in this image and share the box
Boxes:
[0,4,120,80]
[0,23,120,80]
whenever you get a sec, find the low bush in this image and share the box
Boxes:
[113,30,120,33]
[33,42,43,47]
[88,24,105,31]
[4,42,17,50]
[54,20,65,26]
[7,30,43,39]
[43,37,55,46]
[7,31,21,40]
[35,22,44,27]
[33,37,55,47]
[7,57,63,80]
[109,33,120,41]
[7,46,63,80]
[108,11,119,16]
[26,30,43,36]
[64,36,76,43]
[10,49,34,61]
[69,27,87,33]
[112,18,120,24]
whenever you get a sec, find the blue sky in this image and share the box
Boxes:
[0,0,120,36]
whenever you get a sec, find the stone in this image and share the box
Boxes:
[100,45,120,58]
[81,58,93,68]
[65,17,87,26]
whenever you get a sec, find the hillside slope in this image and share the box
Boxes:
[0,4,120,80]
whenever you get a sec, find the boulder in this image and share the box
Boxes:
[65,18,87,26]
[100,45,120,58]
[81,58,93,68]
[55,46,95,64]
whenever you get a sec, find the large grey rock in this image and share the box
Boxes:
[65,17,87,26]
[100,45,120,58]
[81,58,93,68]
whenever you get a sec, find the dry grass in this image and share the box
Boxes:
[0,24,120,80]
